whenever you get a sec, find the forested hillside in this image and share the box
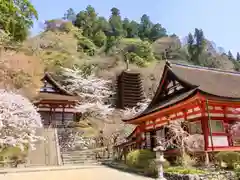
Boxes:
[1,2,240,99]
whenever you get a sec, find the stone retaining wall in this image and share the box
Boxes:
[103,161,237,180]
[164,171,236,180]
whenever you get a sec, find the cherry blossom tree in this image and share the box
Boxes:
[230,121,240,146]
[156,120,204,166]
[121,99,150,119]
[228,108,240,145]
[62,66,150,120]
[231,122,240,136]
[62,66,115,120]
[0,90,43,151]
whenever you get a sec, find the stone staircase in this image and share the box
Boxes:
[61,149,100,165]
[27,128,61,166]
[57,128,107,165]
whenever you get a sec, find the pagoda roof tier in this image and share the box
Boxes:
[123,61,240,123]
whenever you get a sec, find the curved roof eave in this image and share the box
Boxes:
[123,88,198,123]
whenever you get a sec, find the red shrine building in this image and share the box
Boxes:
[34,73,80,127]
[118,61,240,154]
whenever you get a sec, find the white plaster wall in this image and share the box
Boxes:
[208,136,229,147]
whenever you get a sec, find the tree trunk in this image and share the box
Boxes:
[204,151,209,166]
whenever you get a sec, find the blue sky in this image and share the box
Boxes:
[31,0,240,56]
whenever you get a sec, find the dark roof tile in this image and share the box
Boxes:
[170,62,240,98]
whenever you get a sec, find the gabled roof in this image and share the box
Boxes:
[42,73,74,96]
[34,73,78,103]
[169,62,240,99]
[123,61,240,122]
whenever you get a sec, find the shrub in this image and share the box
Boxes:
[216,151,240,169]
[126,149,155,169]
[126,52,147,67]
[234,163,240,179]
[74,32,96,56]
[120,38,155,66]
[165,166,206,175]
[92,30,106,47]
[144,159,170,177]
[126,149,170,177]
[175,153,197,167]
[77,36,96,56]
[0,146,28,167]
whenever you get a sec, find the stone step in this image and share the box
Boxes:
[62,152,95,155]
[63,160,97,164]
[62,155,95,159]
[62,158,96,161]
[63,159,99,164]
[62,155,95,158]
[62,156,96,159]
[63,161,100,165]
[61,152,96,155]
[61,151,96,155]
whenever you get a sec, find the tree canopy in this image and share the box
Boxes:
[0,0,38,41]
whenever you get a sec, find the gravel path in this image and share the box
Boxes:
[0,166,153,180]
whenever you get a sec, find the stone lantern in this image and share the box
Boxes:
[153,145,166,180]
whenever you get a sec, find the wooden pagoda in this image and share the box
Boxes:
[34,73,80,127]
[118,61,240,154]
[116,70,145,108]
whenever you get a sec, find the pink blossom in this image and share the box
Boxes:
[0,90,43,150]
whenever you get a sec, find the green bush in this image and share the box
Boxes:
[216,151,240,169]
[126,149,155,169]
[74,32,96,56]
[92,30,106,47]
[0,146,28,167]
[144,159,170,177]
[126,52,147,67]
[165,166,206,175]
[126,149,170,177]
[120,38,155,66]
[60,22,74,33]
[234,163,240,179]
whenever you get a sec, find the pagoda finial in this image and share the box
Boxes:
[124,52,130,71]
[126,59,129,70]
[166,60,171,67]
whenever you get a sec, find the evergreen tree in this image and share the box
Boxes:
[149,23,167,41]
[138,14,153,40]
[187,28,206,65]
[63,8,76,22]
[109,7,123,36]
[0,0,38,41]
[228,50,234,60]
[237,52,240,61]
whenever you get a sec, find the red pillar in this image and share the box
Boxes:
[224,106,232,146]
[62,105,65,125]
[140,123,146,148]
[200,101,209,151]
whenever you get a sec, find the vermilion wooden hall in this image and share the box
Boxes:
[117,61,240,155]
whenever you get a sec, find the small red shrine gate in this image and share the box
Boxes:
[118,61,240,154]
[34,73,80,127]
